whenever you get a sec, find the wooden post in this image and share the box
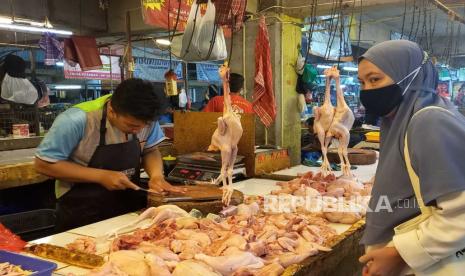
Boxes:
[125,11,134,79]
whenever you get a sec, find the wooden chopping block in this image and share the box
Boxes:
[327,148,377,165]
[147,185,244,215]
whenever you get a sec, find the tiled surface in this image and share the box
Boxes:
[329,223,352,235]
[273,163,377,182]
[232,178,279,196]
[67,213,139,238]
[31,232,83,248]
[55,265,91,275]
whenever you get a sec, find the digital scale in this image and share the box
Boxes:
[166,152,247,185]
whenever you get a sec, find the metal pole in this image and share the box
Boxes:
[29,49,40,136]
[182,62,189,99]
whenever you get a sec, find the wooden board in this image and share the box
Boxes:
[147,185,244,215]
[0,161,49,190]
[327,148,377,165]
[284,220,366,276]
[173,112,255,177]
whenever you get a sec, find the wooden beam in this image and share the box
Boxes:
[125,11,134,79]
[259,0,406,18]
[430,0,465,25]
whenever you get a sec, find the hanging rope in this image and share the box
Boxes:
[181,4,201,59]
[170,0,182,42]
[355,0,362,60]
[227,16,235,65]
[301,0,317,67]
[408,0,416,40]
[400,0,407,39]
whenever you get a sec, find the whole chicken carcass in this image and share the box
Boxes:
[313,66,337,175]
[208,64,243,206]
[325,67,355,176]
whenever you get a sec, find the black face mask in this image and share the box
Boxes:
[360,84,404,117]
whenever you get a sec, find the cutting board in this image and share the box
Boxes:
[147,185,244,215]
[327,148,377,165]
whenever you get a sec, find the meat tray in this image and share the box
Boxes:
[0,250,57,276]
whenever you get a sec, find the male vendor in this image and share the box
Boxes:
[35,78,184,231]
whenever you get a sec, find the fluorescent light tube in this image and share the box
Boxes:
[0,23,72,35]
[155,39,171,46]
[54,85,82,90]
[343,66,358,72]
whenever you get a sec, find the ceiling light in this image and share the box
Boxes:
[155,39,171,46]
[55,62,64,67]
[316,65,332,69]
[0,23,72,35]
[343,66,358,72]
[53,85,82,90]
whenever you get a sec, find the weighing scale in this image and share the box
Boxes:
[166,152,247,185]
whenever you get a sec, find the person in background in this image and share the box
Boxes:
[203,73,253,114]
[357,40,465,276]
[454,83,465,108]
[35,78,185,231]
[201,84,219,110]
[436,82,450,98]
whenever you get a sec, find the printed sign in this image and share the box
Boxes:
[64,55,121,80]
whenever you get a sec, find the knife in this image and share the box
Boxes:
[161,196,222,203]
[138,188,160,195]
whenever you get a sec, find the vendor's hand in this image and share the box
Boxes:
[149,177,187,194]
[359,247,407,276]
[100,171,140,191]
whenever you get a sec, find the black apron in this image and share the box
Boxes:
[55,103,146,232]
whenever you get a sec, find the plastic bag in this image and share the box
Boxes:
[178,88,188,108]
[195,0,227,60]
[302,64,318,84]
[295,52,306,75]
[0,223,26,252]
[1,73,38,105]
[178,1,203,61]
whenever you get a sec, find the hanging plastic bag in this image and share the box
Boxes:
[1,73,38,105]
[178,88,188,108]
[195,0,227,61]
[178,1,203,61]
[295,52,306,75]
[302,64,318,84]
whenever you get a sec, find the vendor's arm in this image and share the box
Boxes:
[142,122,185,193]
[34,108,139,191]
[393,108,465,271]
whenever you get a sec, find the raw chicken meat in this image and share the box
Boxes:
[171,239,202,260]
[90,202,342,276]
[173,229,211,248]
[137,242,180,262]
[108,250,151,276]
[195,252,264,276]
[66,237,97,254]
[208,64,243,206]
[104,205,188,240]
[172,260,221,276]
[325,67,355,176]
[145,254,172,276]
[87,261,128,276]
[313,66,336,175]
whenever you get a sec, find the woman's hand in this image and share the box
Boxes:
[359,247,407,276]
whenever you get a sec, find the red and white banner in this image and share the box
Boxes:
[142,0,198,32]
[64,55,121,80]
